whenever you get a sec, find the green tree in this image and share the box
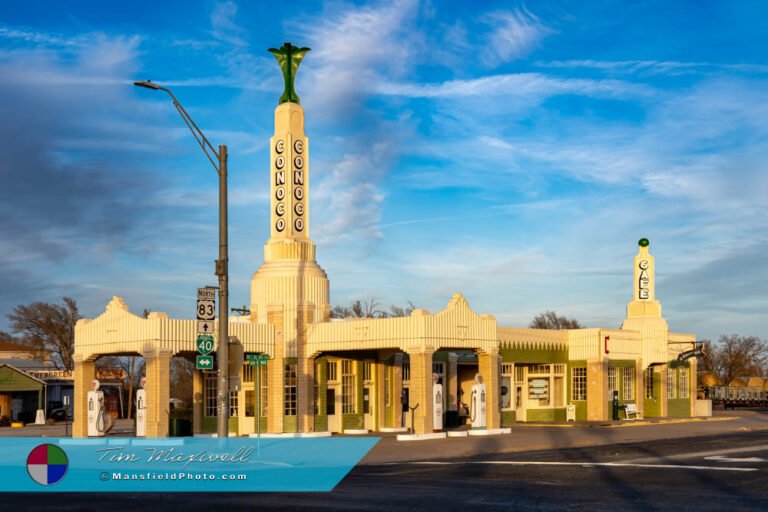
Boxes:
[529,310,582,330]
[8,297,80,370]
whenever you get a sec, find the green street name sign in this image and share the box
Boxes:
[196,335,214,355]
[246,354,269,366]
[196,355,214,370]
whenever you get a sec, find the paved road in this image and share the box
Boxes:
[3,410,768,511]
[4,429,768,511]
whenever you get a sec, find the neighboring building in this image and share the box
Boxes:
[0,341,124,423]
[72,84,700,437]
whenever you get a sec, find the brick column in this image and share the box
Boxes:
[447,352,458,412]
[586,360,607,421]
[267,306,285,433]
[478,350,500,429]
[406,350,434,434]
[192,369,203,434]
[376,356,386,430]
[393,353,404,428]
[636,360,644,416]
[143,347,172,437]
[660,366,669,417]
[297,305,315,432]
[72,354,95,438]
[689,358,698,416]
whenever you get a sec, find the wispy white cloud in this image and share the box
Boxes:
[300,0,421,116]
[374,72,652,100]
[0,26,78,47]
[480,7,554,67]
[313,140,396,243]
[210,1,248,47]
[287,0,423,245]
[536,59,768,76]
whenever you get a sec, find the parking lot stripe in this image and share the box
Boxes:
[377,461,759,472]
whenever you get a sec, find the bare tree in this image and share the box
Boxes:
[170,357,194,404]
[529,310,582,330]
[8,297,80,370]
[331,299,416,319]
[351,299,384,318]
[388,301,416,317]
[330,305,353,319]
[698,335,767,385]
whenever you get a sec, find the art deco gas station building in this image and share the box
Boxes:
[72,45,700,438]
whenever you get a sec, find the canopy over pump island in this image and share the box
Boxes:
[72,44,700,438]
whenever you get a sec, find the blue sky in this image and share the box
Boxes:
[0,0,766,341]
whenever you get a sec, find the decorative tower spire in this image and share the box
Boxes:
[263,41,315,261]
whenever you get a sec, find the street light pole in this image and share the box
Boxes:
[216,144,229,439]
[134,80,229,438]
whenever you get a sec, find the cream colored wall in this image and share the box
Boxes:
[306,293,497,358]
[599,329,642,360]
[75,296,275,360]
[567,329,600,361]
[498,327,567,352]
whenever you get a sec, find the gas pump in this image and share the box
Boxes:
[136,377,147,437]
[87,379,106,437]
[432,373,443,431]
[470,373,487,429]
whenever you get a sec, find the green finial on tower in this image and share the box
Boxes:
[638,238,650,247]
[268,42,311,105]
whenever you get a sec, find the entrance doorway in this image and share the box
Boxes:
[327,386,341,432]
[516,384,526,421]
[363,386,373,431]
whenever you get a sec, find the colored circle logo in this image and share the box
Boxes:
[27,444,68,486]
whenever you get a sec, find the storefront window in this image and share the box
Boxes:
[245,390,255,417]
[342,360,355,414]
[679,368,689,398]
[204,373,217,417]
[608,367,617,396]
[622,367,635,401]
[284,363,297,416]
[260,366,268,417]
[227,390,238,417]
[667,368,676,399]
[571,367,586,401]
[501,363,513,410]
[645,369,654,400]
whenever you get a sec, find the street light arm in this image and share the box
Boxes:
[134,80,221,175]
[172,100,221,174]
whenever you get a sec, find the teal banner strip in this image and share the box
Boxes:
[0,437,379,492]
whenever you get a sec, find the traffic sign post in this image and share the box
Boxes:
[243,353,270,452]
[196,355,214,370]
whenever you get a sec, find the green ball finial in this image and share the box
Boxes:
[638,238,650,247]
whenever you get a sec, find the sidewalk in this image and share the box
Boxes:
[0,419,135,438]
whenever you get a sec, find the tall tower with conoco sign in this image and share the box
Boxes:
[250,43,330,433]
